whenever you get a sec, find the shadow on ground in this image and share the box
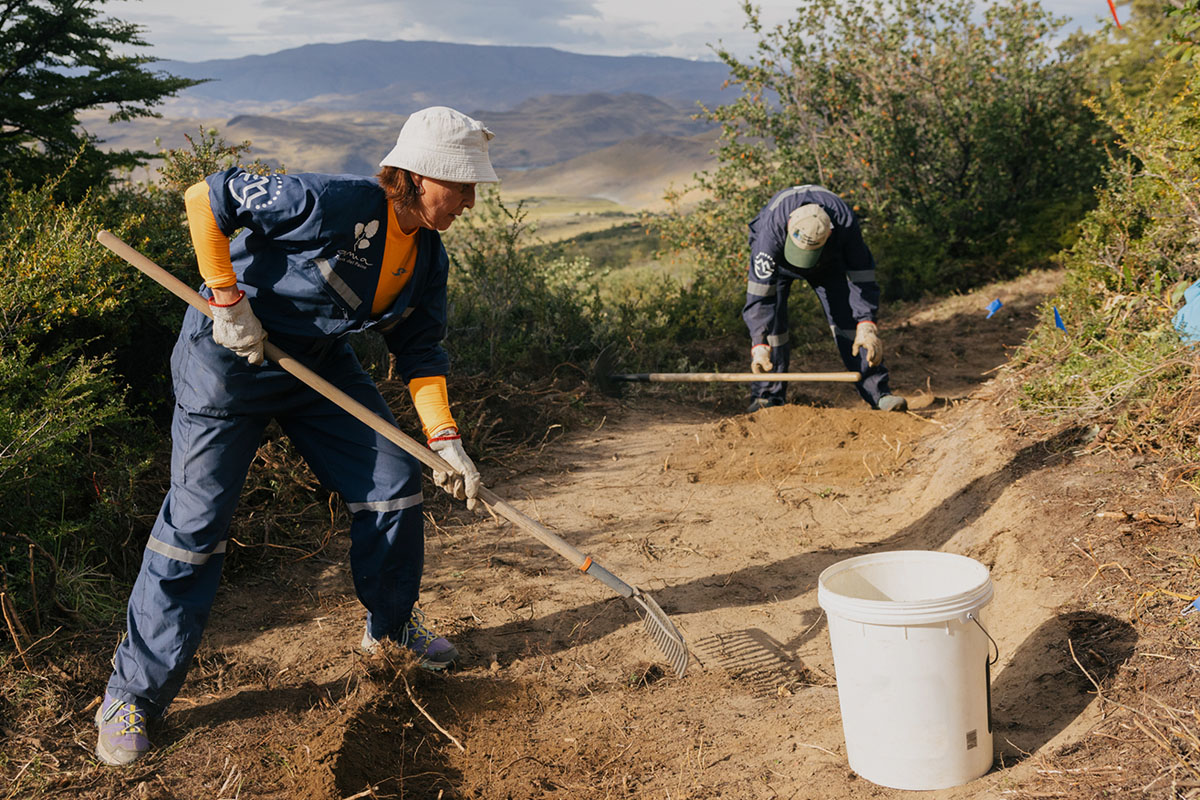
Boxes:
[990,611,1136,767]
[469,425,1097,668]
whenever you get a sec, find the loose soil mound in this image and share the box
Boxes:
[668,405,933,487]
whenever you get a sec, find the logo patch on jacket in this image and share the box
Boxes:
[354,220,379,250]
[337,218,382,269]
[753,252,775,281]
[230,173,283,210]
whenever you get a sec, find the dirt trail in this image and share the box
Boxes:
[33,268,1165,799]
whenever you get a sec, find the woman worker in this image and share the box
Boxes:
[95,106,496,766]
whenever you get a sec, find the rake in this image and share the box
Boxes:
[97,230,689,678]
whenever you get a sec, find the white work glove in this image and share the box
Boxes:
[428,430,482,511]
[209,290,266,365]
[851,321,882,368]
[750,344,773,373]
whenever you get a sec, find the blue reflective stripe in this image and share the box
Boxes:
[347,492,424,514]
[146,536,227,565]
[314,258,364,311]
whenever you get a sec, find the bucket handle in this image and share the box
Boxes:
[967,612,999,666]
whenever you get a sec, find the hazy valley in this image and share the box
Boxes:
[87,39,728,235]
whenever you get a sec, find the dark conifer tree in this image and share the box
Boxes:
[0,0,201,196]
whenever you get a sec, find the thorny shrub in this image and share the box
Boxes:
[654,0,1104,308]
[1008,61,1200,477]
[0,132,283,639]
[441,188,610,382]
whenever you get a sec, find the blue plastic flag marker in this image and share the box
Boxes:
[985,299,1003,319]
[1173,278,1200,344]
[1053,306,1066,332]
[1184,596,1200,616]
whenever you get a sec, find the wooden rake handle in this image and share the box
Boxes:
[96,230,635,596]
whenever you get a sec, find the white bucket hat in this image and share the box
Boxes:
[379,106,499,184]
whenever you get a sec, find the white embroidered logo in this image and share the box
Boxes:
[354,219,380,251]
[753,252,775,281]
[231,175,268,207]
[336,218,382,270]
[230,173,283,210]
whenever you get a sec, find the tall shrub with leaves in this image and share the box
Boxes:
[658,0,1105,300]
[442,190,607,380]
[0,129,279,631]
[0,170,152,628]
[0,0,199,197]
[1086,0,1186,101]
[1012,65,1200,459]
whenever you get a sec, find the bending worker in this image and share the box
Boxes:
[96,106,496,766]
[743,184,906,413]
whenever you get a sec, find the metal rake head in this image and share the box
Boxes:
[633,591,689,678]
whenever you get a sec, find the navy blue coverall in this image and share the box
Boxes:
[742,185,892,407]
[106,168,450,717]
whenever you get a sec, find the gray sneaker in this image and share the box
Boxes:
[95,691,151,766]
[877,394,908,412]
[361,608,458,670]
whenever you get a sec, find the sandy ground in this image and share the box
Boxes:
[7,268,1184,799]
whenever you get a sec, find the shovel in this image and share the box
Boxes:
[97,230,689,678]
[592,347,860,396]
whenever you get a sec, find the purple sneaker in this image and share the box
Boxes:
[95,691,151,766]
[360,608,458,670]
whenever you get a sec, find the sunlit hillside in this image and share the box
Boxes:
[86,95,719,238]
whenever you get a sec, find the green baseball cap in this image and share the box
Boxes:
[783,204,832,269]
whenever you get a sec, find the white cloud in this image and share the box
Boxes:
[108,0,1102,63]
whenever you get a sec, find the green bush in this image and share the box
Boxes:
[0,130,282,631]
[442,191,609,380]
[0,342,146,624]
[0,161,192,416]
[441,193,752,377]
[1010,64,1200,464]
[0,174,157,626]
[655,0,1105,305]
[1085,0,1186,101]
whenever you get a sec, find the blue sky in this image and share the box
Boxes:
[110,0,1113,63]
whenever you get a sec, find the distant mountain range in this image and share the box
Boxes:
[93,39,732,210]
[156,39,732,115]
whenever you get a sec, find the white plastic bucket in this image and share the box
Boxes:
[817,550,995,791]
